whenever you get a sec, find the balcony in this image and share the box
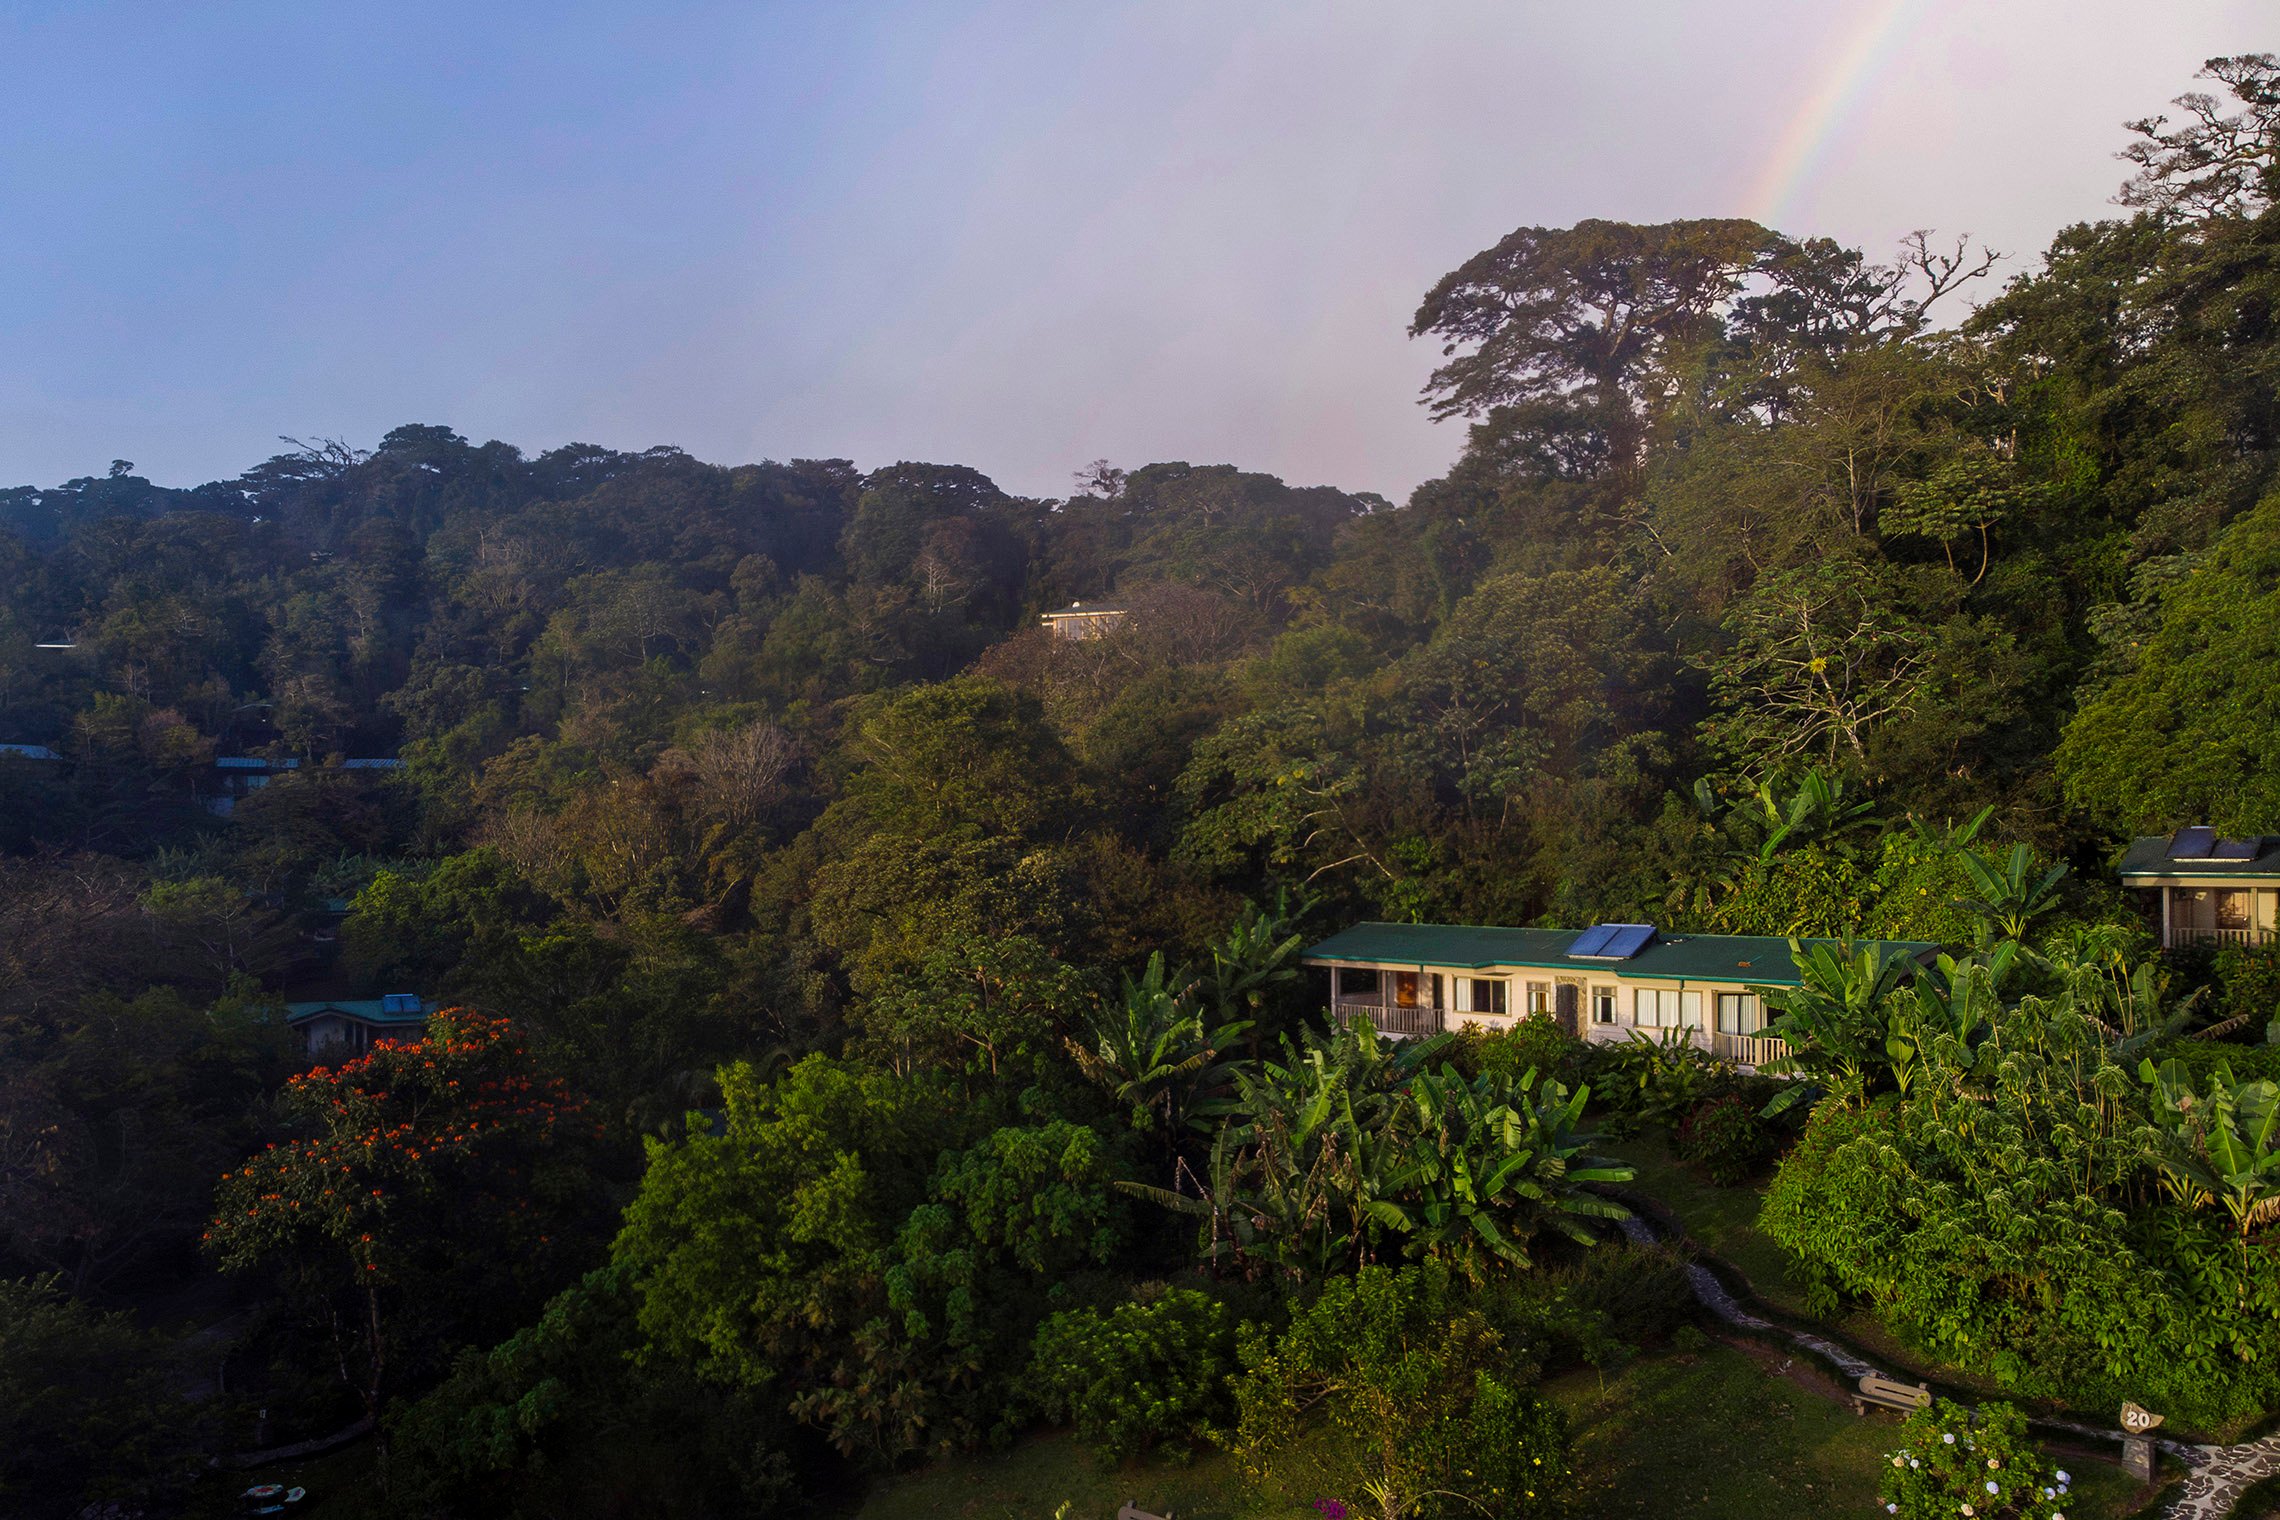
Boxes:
[2167,926,2276,950]
[1328,999,1445,1040]
[1710,1030,1788,1069]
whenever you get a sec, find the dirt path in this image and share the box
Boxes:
[1618,1215,2280,1518]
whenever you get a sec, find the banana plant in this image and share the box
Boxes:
[1065,952,1247,1136]
[1375,1066,1632,1281]
[1954,842,2069,946]
[2142,1057,2280,1261]
[1761,938,1917,1113]
[1202,891,1309,1033]
[1886,951,2006,1093]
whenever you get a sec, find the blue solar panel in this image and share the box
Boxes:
[2213,838,2262,861]
[1566,925,1617,958]
[2170,826,2216,859]
[1602,924,1657,959]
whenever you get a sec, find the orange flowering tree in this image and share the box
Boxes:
[206,1009,590,1424]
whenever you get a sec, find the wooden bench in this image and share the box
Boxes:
[1852,1374,1932,1417]
[1117,1505,1172,1520]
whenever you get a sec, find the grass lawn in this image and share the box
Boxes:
[848,1434,1261,1520]
[853,1346,2156,1520]
[1607,1138,1818,1315]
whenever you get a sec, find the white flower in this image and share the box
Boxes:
[2043,1488,2055,1498]
[1886,1507,1897,1515]
[1961,1506,1975,1517]
[1987,1457,2000,1469]
[1910,1459,1921,1469]
[1944,1433,1957,1444]
[2054,1470,2070,1484]
[1986,1480,2000,1494]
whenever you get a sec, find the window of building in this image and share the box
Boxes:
[1467,977,1508,1015]
[1592,986,1617,1025]
[1527,981,1553,1016]
[1680,990,1704,1029]
[1715,991,1757,1035]
[2217,889,2253,931]
[2174,888,2214,933]
[1337,967,1379,998]
[1633,987,1675,1027]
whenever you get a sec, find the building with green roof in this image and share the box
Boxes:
[1301,921,1939,1065]
[2115,828,2280,950]
[284,994,436,1062]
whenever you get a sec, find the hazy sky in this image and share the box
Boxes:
[0,2,2266,502]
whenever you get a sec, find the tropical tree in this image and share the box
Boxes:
[205,1010,591,1426]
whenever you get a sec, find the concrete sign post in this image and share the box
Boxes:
[2121,1401,2164,1484]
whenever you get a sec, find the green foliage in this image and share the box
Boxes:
[2214,939,2280,1030]
[0,1277,201,1520]
[1672,1095,1776,1186]
[1953,843,2069,947]
[1027,1287,1234,1462]
[1448,1014,1584,1088]
[1227,1263,1570,1519]
[387,1265,796,1519]
[1761,981,2280,1425]
[2058,489,2280,834]
[1139,1024,1632,1282]
[1878,1399,2070,1520]
[1065,951,1241,1137]
[2142,1056,2280,1244]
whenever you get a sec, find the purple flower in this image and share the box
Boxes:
[1314,1502,1349,1520]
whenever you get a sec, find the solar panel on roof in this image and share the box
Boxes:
[1602,924,1657,959]
[1566,925,1617,958]
[2169,826,2217,859]
[2212,838,2262,861]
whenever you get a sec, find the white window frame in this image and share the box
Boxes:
[1591,986,1616,1025]
[1527,981,1553,1017]
[1715,991,1757,1035]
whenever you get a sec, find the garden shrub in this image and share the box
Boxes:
[1673,1093,1774,1185]
[1449,1014,1582,1087]
[1861,832,1985,945]
[1486,1239,1693,1375]
[1028,1287,1233,1462]
[1878,1398,2073,1520]
[1762,1073,2280,1428]
[2144,1036,2280,1086]
[1228,1263,1569,1519]
[2215,940,2280,1030]
[1704,849,1868,937]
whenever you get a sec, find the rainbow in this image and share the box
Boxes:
[1743,0,1920,229]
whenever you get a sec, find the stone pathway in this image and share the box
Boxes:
[1617,1214,2280,1518]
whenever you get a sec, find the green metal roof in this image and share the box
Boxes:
[1300,922,1939,987]
[2117,835,2280,878]
[284,996,436,1027]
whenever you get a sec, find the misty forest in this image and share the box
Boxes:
[9,53,2280,1520]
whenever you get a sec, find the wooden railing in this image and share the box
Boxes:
[1710,1031,1787,1069]
[2169,927,2276,949]
[1328,1001,1444,1039]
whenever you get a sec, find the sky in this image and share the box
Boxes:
[0,1,2268,504]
